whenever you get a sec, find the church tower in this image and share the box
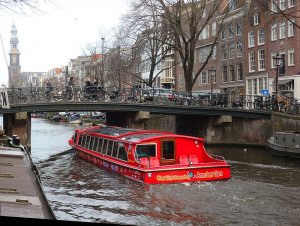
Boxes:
[8,23,21,87]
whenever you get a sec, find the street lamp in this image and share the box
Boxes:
[101,37,105,88]
[273,53,282,97]
[273,53,282,111]
[208,66,216,100]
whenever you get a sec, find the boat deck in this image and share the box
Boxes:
[0,147,55,220]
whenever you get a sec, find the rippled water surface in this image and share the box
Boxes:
[17,118,300,225]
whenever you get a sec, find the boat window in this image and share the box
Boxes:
[102,139,108,154]
[93,138,99,151]
[73,132,78,144]
[162,140,175,160]
[112,142,119,157]
[89,136,95,150]
[78,135,83,146]
[85,136,91,149]
[81,135,86,147]
[107,140,114,156]
[97,139,103,153]
[135,144,156,159]
[117,143,128,161]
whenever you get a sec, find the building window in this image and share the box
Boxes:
[164,61,173,78]
[236,41,243,57]
[248,77,267,95]
[253,13,259,25]
[249,51,255,72]
[201,70,208,84]
[258,49,265,71]
[237,63,243,81]
[229,42,235,59]
[288,0,295,8]
[212,45,217,60]
[247,79,253,95]
[230,65,235,81]
[212,22,216,36]
[199,25,209,40]
[199,46,210,63]
[279,22,286,39]
[288,48,294,66]
[222,44,227,60]
[279,0,286,10]
[259,78,263,93]
[229,0,237,11]
[248,31,255,47]
[271,52,278,69]
[288,19,295,37]
[228,24,234,37]
[258,28,264,45]
[271,1,278,12]
[271,24,277,41]
[236,21,242,35]
[222,66,228,82]
[221,28,226,39]
[253,79,259,95]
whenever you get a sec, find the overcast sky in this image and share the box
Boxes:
[0,0,130,86]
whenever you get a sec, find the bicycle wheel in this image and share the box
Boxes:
[293,104,300,114]
[45,92,52,102]
[155,95,167,104]
[180,97,189,106]
[79,91,88,101]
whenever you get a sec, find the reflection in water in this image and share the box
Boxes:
[4,117,300,225]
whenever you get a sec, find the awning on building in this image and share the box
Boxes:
[278,79,293,85]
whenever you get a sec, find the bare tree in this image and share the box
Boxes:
[102,24,141,89]
[122,0,173,88]
[0,0,53,14]
[156,0,227,92]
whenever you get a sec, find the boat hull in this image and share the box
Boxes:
[268,137,300,159]
[75,148,231,184]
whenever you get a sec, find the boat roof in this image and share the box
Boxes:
[80,125,198,143]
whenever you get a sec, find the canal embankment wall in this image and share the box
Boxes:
[145,112,300,147]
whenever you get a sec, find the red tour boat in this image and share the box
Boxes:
[68,125,231,184]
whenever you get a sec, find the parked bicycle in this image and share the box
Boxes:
[79,84,101,101]
[11,87,26,104]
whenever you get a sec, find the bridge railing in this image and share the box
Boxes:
[5,86,300,114]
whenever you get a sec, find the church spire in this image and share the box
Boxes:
[8,23,21,87]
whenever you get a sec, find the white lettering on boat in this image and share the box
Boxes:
[156,170,224,182]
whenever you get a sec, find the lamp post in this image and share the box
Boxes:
[208,66,216,100]
[272,53,282,111]
[101,37,105,87]
[273,53,282,97]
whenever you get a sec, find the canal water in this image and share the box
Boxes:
[3,117,300,225]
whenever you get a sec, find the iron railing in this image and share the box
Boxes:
[5,86,300,115]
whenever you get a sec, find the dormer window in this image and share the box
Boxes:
[254,13,259,25]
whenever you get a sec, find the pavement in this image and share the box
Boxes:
[0,146,55,220]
